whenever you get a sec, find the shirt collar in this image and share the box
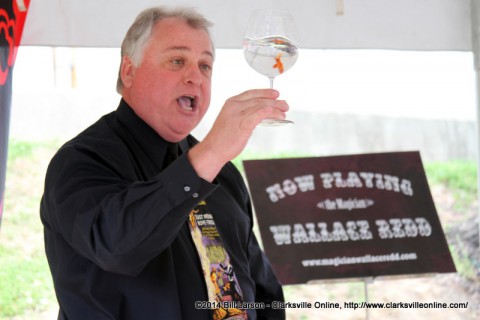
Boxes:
[115,99,171,165]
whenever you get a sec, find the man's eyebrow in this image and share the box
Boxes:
[166,46,214,59]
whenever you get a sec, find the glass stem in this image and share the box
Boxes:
[269,77,274,89]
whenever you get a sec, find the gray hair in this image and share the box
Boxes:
[116,6,214,94]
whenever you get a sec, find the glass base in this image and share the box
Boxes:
[259,119,294,126]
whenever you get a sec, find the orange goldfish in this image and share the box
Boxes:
[273,53,284,74]
[273,38,287,45]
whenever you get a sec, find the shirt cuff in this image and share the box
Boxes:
[159,153,218,207]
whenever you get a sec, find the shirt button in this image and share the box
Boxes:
[184,186,191,192]
[192,193,199,198]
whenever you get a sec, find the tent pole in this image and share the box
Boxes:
[471,0,480,245]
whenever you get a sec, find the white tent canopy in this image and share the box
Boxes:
[22,0,473,52]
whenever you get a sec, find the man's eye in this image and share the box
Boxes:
[171,59,184,65]
[200,64,212,72]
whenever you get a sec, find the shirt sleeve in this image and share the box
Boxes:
[41,138,217,277]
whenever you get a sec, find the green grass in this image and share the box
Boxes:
[0,140,60,318]
[232,150,314,172]
[0,141,477,318]
[424,160,477,210]
[5,140,36,161]
[0,247,54,316]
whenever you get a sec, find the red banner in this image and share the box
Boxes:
[243,152,455,284]
[0,0,29,227]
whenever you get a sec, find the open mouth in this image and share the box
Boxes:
[177,95,196,111]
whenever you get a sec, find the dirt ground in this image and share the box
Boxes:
[283,273,477,319]
[23,273,479,320]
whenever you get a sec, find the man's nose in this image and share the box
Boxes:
[183,65,203,86]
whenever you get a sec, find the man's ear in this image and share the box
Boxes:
[120,56,136,88]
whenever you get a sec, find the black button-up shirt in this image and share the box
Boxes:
[40,99,285,319]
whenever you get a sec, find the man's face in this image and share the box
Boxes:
[121,18,214,142]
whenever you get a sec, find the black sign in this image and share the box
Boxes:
[243,151,456,285]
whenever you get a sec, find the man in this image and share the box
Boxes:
[40,6,287,320]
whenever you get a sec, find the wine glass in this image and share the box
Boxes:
[243,9,300,126]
